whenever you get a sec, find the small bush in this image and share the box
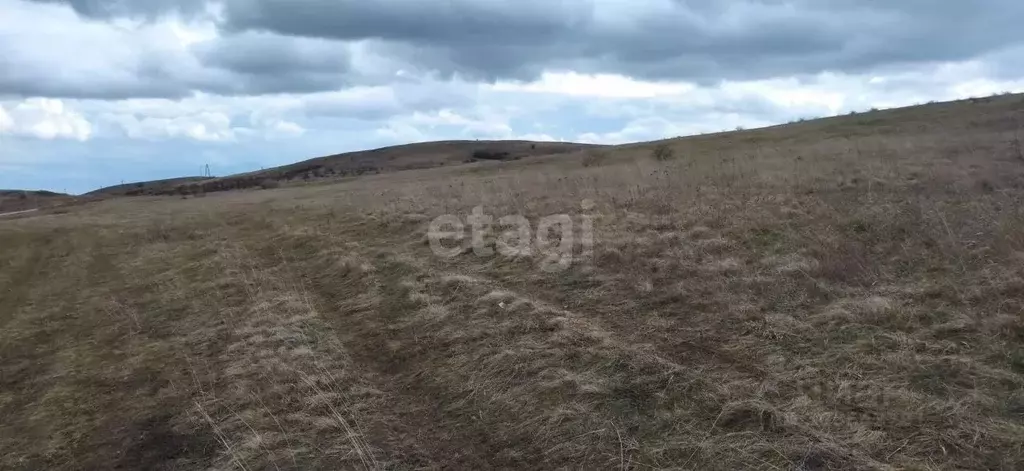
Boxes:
[582,150,608,167]
[1012,133,1024,162]
[651,144,674,161]
[259,180,280,190]
[471,149,511,161]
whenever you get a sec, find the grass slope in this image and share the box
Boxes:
[87,140,597,197]
[2,94,1024,470]
[85,177,209,197]
[0,190,73,214]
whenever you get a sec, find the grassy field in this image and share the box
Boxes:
[2,95,1024,470]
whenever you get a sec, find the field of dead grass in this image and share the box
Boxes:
[2,95,1024,470]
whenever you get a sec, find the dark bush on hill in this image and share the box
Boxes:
[471,149,512,161]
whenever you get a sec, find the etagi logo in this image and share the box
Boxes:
[427,200,596,272]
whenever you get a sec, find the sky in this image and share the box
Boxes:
[2,0,1024,194]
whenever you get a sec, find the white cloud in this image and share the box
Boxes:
[103,110,237,142]
[405,109,477,127]
[515,133,560,142]
[0,105,13,133]
[378,107,519,141]
[246,105,306,139]
[493,72,697,98]
[375,121,429,143]
[81,93,314,142]
[266,119,306,139]
[0,98,93,141]
[576,117,693,145]
[300,87,399,118]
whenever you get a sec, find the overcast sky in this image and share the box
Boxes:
[2,0,1024,194]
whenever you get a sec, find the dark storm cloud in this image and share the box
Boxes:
[195,33,350,76]
[1,0,362,98]
[14,0,1024,96]
[221,0,577,46]
[214,0,1024,83]
[192,32,358,94]
[0,47,192,100]
[0,68,191,100]
[215,0,841,82]
[26,0,207,19]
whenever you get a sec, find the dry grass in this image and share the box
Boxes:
[2,94,1024,470]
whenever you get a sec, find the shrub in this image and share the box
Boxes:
[259,180,280,190]
[582,150,607,167]
[651,144,674,161]
[1013,133,1024,162]
[471,149,511,161]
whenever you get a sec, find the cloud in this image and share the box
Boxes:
[0,0,363,99]
[213,0,1024,84]
[0,98,92,141]
[0,105,12,133]
[83,93,315,141]
[0,0,212,99]
[191,32,361,94]
[246,109,305,139]
[265,119,305,138]
[493,72,697,99]
[15,0,1024,99]
[25,0,208,19]
[102,110,236,141]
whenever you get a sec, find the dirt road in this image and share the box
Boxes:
[0,208,38,218]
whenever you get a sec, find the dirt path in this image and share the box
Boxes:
[228,215,856,470]
[0,208,38,218]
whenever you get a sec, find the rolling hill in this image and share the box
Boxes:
[3,94,1024,470]
[87,140,598,197]
[0,189,73,214]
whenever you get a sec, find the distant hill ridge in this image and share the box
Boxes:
[88,140,598,197]
[15,92,1024,199]
[0,189,73,213]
